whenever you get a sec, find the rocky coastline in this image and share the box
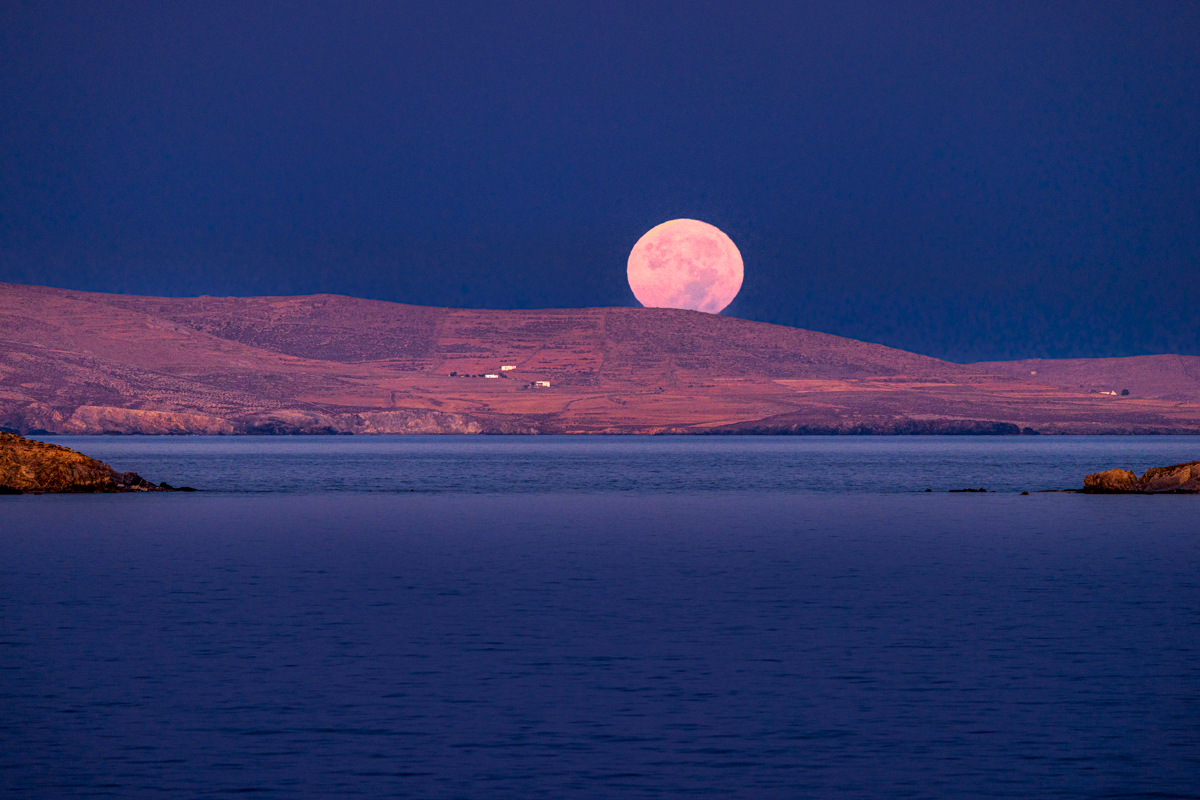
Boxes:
[0,433,193,494]
[1082,461,1200,494]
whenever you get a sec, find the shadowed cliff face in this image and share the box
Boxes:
[1,283,1198,435]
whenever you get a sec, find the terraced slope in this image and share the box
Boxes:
[974,356,1200,403]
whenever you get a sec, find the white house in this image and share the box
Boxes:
[501,365,516,371]
[534,380,550,388]
[484,374,499,379]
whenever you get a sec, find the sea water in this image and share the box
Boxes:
[24,434,1200,494]
[2,437,1198,798]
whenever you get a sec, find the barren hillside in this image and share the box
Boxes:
[974,356,1200,403]
[2,283,1197,434]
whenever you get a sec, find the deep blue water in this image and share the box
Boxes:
[2,437,1199,798]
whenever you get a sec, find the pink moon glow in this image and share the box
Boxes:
[627,219,744,314]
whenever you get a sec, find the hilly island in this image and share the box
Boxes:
[1,282,1198,436]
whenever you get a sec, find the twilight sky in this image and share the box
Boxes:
[1,1,1197,361]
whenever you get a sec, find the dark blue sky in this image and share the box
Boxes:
[1,1,1197,361]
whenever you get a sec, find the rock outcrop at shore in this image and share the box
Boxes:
[1083,461,1200,494]
[0,433,191,493]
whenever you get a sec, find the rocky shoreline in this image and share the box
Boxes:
[0,433,194,494]
[7,404,1199,436]
[1082,461,1200,494]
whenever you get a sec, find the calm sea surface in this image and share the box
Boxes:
[25,433,1200,493]
[2,437,1199,798]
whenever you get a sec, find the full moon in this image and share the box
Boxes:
[627,219,743,314]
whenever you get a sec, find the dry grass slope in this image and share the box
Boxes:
[1,282,1198,435]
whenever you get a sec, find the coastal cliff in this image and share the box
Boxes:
[0,433,190,493]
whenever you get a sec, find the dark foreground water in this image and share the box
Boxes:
[2,438,1199,798]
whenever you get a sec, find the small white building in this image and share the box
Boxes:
[534,380,550,388]
[500,365,516,371]
[484,374,499,379]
